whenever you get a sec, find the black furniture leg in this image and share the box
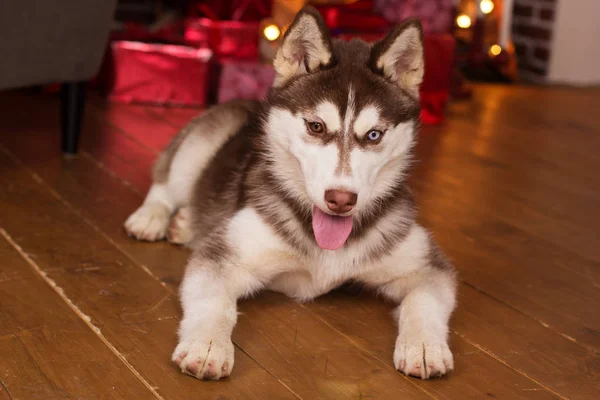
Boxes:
[60,81,87,154]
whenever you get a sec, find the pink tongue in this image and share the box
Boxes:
[312,206,353,250]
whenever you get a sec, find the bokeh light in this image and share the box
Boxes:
[480,0,494,14]
[457,14,472,29]
[263,24,281,41]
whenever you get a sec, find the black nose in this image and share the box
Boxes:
[325,190,357,214]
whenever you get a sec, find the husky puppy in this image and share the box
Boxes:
[125,6,457,381]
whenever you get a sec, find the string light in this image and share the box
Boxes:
[263,24,281,41]
[489,44,502,56]
[456,14,472,29]
[480,0,494,14]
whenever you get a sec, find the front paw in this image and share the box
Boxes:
[172,334,234,380]
[124,203,171,241]
[393,331,454,379]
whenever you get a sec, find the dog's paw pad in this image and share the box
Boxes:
[394,333,453,379]
[124,203,171,241]
[184,361,200,376]
[172,336,234,380]
[166,207,193,245]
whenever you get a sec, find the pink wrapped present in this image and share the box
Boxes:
[217,60,275,103]
[374,0,453,33]
[100,41,213,106]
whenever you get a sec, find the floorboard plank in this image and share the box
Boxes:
[0,235,156,399]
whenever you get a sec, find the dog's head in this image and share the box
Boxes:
[263,6,423,250]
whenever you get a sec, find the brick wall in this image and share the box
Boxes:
[511,0,558,81]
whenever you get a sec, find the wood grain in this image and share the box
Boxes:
[0,235,156,399]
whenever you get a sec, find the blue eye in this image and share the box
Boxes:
[367,130,382,141]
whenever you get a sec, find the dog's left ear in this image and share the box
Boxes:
[273,6,335,86]
[369,18,424,97]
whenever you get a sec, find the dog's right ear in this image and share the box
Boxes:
[273,6,335,87]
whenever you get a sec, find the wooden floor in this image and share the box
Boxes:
[0,84,599,399]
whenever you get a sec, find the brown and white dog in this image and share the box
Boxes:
[124,6,457,381]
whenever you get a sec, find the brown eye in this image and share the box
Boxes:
[307,121,324,133]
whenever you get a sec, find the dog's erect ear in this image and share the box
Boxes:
[369,18,424,96]
[273,6,335,86]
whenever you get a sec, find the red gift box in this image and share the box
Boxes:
[185,18,259,60]
[217,60,275,103]
[420,34,456,124]
[100,41,213,106]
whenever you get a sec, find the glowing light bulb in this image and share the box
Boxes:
[490,44,502,56]
[456,14,472,29]
[480,0,494,14]
[263,24,281,41]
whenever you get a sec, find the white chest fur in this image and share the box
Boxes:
[225,207,427,301]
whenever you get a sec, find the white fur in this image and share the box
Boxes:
[353,105,380,139]
[168,129,232,207]
[316,101,341,132]
[343,87,356,134]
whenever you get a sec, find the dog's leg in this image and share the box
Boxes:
[391,268,456,379]
[173,207,298,379]
[359,224,457,379]
[172,257,262,380]
[124,101,254,243]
